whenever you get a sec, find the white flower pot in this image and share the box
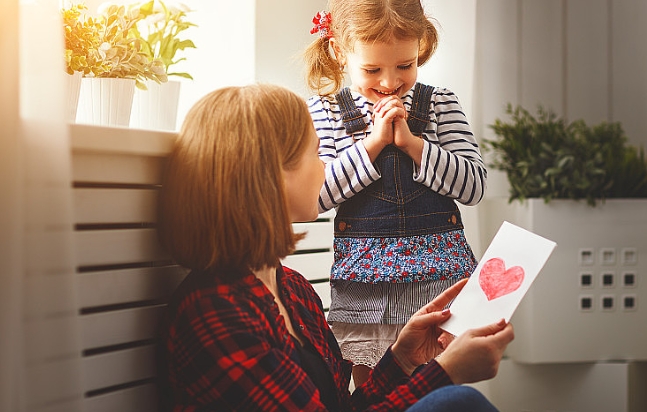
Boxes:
[76,77,136,127]
[65,72,82,123]
[481,198,647,363]
[130,80,181,131]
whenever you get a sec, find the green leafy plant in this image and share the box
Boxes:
[62,2,168,89]
[484,104,647,206]
[129,0,197,79]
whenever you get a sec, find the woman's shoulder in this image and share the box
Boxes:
[280,266,326,311]
[281,266,315,294]
[168,269,271,319]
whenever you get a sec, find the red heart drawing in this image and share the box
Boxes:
[479,257,525,301]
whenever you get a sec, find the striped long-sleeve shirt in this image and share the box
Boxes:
[307,85,486,213]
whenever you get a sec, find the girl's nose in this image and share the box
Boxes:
[381,70,399,90]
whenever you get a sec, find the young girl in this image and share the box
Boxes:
[304,0,486,386]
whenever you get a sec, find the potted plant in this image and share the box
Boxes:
[479,104,647,364]
[131,0,197,80]
[484,103,647,206]
[62,3,101,122]
[128,0,197,130]
[62,2,168,126]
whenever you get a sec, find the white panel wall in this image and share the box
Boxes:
[473,0,520,200]
[520,0,564,114]
[566,0,609,124]
[611,1,647,148]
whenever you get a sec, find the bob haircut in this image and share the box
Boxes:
[158,84,311,272]
[304,0,439,95]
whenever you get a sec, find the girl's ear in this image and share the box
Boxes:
[329,37,346,66]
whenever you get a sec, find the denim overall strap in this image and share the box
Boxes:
[407,83,434,136]
[335,87,367,134]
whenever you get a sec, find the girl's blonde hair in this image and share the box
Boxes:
[158,84,311,272]
[304,0,439,96]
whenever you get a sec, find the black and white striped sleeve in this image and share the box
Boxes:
[307,96,380,212]
[414,88,487,206]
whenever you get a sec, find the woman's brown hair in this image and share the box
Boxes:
[304,0,439,96]
[157,84,311,272]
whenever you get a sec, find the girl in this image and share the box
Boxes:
[304,0,486,386]
[157,83,511,411]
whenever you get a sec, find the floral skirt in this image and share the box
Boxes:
[331,230,476,283]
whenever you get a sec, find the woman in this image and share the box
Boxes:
[157,84,513,411]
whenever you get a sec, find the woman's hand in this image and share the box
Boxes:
[436,320,514,384]
[391,279,468,375]
[391,278,514,384]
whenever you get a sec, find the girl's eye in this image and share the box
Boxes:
[398,64,414,70]
[364,68,380,74]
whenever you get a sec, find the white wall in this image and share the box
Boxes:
[474,0,647,169]
[79,1,647,153]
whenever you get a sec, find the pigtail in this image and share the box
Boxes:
[304,36,344,96]
[305,10,345,96]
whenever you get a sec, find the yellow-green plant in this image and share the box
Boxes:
[62,4,107,76]
[62,2,168,89]
[129,0,197,79]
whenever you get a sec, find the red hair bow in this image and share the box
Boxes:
[310,10,332,39]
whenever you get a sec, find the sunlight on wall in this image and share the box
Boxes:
[80,0,256,127]
[420,1,477,121]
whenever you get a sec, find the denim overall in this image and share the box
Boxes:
[333,83,464,239]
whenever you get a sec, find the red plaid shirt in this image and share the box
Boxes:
[161,265,453,411]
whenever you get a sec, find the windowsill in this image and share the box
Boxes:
[69,123,177,156]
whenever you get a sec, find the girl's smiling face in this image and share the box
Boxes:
[342,37,419,103]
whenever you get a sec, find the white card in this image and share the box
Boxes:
[440,221,557,337]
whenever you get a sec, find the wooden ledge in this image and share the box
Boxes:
[70,123,177,157]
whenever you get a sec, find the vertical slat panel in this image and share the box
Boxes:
[81,346,156,393]
[75,229,167,267]
[71,125,338,410]
[74,188,158,224]
[566,0,609,124]
[474,0,520,200]
[82,384,157,412]
[81,306,166,349]
[282,251,333,281]
[292,221,334,251]
[72,152,164,185]
[520,0,564,112]
[77,266,186,309]
[610,1,647,148]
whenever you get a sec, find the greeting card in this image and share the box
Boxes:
[440,221,557,336]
